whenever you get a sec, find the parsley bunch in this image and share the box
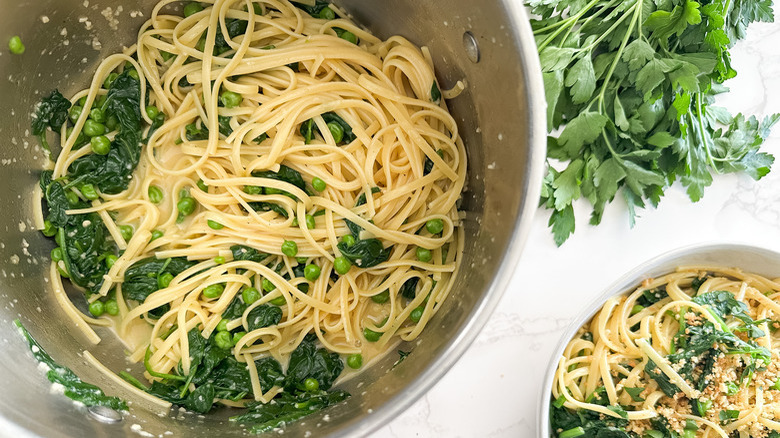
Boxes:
[530,0,778,245]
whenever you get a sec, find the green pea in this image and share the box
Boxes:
[333,256,351,275]
[161,51,174,62]
[296,257,307,264]
[95,94,107,109]
[105,254,118,268]
[42,220,57,237]
[262,278,276,292]
[264,187,283,195]
[243,185,262,195]
[148,185,163,204]
[83,119,106,137]
[88,300,105,317]
[291,217,299,227]
[150,229,164,241]
[105,300,119,316]
[216,318,229,332]
[50,247,63,262]
[78,96,88,107]
[371,290,389,304]
[214,256,226,264]
[127,69,140,80]
[214,330,233,349]
[65,190,79,206]
[202,283,224,298]
[304,264,321,281]
[103,72,119,89]
[8,36,25,55]
[311,177,327,192]
[232,331,246,344]
[207,220,223,230]
[631,304,644,315]
[363,327,382,342]
[197,179,208,192]
[426,218,444,235]
[90,135,111,155]
[327,122,344,143]
[341,234,355,248]
[80,184,99,200]
[69,105,84,123]
[281,240,298,257]
[304,377,319,392]
[416,247,432,262]
[145,105,160,119]
[270,295,286,306]
[410,306,424,323]
[177,196,196,216]
[183,2,203,17]
[119,225,134,241]
[339,30,358,44]
[318,7,336,20]
[158,272,174,289]
[305,214,315,229]
[242,287,261,304]
[220,90,242,108]
[106,115,119,131]
[89,107,106,123]
[346,353,363,369]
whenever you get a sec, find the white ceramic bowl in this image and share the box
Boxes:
[537,243,780,437]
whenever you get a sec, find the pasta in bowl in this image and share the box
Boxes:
[541,244,780,438]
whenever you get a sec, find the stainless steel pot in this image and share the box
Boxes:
[0,1,546,436]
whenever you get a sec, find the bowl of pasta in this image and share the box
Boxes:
[541,243,780,438]
[0,0,545,437]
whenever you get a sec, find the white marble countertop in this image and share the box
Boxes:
[374,20,780,438]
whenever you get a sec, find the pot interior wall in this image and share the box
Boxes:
[0,1,542,436]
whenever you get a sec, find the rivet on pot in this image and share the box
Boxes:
[87,405,123,424]
[462,31,480,63]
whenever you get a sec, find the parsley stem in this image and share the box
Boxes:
[536,0,603,51]
[596,0,642,109]
[695,93,719,172]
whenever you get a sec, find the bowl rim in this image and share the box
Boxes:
[334,1,548,436]
[536,242,780,437]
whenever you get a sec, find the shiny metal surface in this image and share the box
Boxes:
[538,243,780,437]
[0,1,546,437]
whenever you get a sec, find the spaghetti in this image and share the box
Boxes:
[550,267,780,438]
[36,0,466,415]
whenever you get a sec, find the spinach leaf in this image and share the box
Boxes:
[337,238,391,268]
[123,257,195,302]
[68,70,143,195]
[57,215,115,293]
[15,320,127,411]
[344,187,381,238]
[291,0,331,17]
[299,112,356,144]
[246,305,283,331]
[222,296,247,320]
[285,334,344,391]
[40,171,73,228]
[218,115,233,137]
[400,277,419,300]
[214,19,248,55]
[430,81,441,103]
[548,399,631,438]
[230,244,268,263]
[252,165,306,192]
[644,359,680,397]
[636,286,668,307]
[231,389,349,434]
[32,90,71,138]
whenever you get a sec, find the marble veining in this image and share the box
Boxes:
[373,19,780,438]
